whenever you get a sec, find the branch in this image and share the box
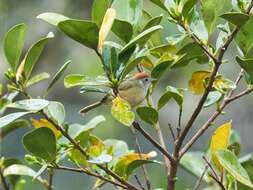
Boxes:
[132,121,175,164]
[179,86,253,158]
[48,169,54,190]
[54,165,127,189]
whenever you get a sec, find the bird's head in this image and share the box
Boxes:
[132,72,154,89]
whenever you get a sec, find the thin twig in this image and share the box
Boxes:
[0,169,9,190]
[134,174,146,190]
[48,169,54,190]
[168,123,176,141]
[54,165,127,189]
[130,127,151,190]
[193,165,208,190]
[202,156,219,180]
[132,121,174,164]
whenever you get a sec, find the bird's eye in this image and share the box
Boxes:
[145,78,149,82]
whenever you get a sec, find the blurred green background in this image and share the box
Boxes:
[1,0,253,189]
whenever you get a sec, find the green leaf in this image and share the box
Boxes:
[201,0,231,35]
[204,91,222,108]
[45,101,65,125]
[112,19,133,43]
[4,23,27,71]
[236,16,253,55]
[26,72,50,87]
[1,119,29,139]
[64,74,109,88]
[120,25,163,54]
[136,106,158,125]
[8,99,49,112]
[151,60,174,79]
[37,12,69,26]
[91,0,112,27]
[150,0,169,12]
[180,152,209,182]
[47,60,71,92]
[23,127,56,163]
[236,56,253,77]
[111,97,135,126]
[217,149,253,188]
[80,87,108,94]
[0,112,30,128]
[158,86,183,110]
[126,159,161,177]
[68,115,105,139]
[104,139,129,160]
[143,15,163,31]
[24,33,54,79]
[220,12,249,26]
[88,154,112,164]
[182,0,198,18]
[3,164,48,187]
[102,46,118,78]
[58,19,99,49]
[172,42,208,68]
[228,130,241,156]
[112,0,143,24]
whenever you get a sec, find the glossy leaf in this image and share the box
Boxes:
[98,8,116,53]
[112,19,133,43]
[23,127,56,163]
[0,112,30,128]
[182,0,198,18]
[210,121,231,171]
[88,154,112,164]
[31,118,61,139]
[217,149,253,188]
[204,91,222,108]
[136,106,158,125]
[37,12,69,26]
[79,87,108,94]
[23,32,54,79]
[1,119,29,139]
[236,56,253,77]
[3,164,48,187]
[112,0,143,24]
[120,25,163,54]
[64,74,109,88]
[26,72,50,87]
[220,12,249,26]
[111,97,135,126]
[201,0,231,35]
[180,152,209,182]
[236,16,253,55]
[151,60,174,79]
[47,60,71,92]
[239,154,253,189]
[91,0,112,27]
[68,115,105,139]
[104,139,129,160]
[158,86,183,110]
[150,0,168,12]
[189,71,210,94]
[4,23,27,71]
[45,101,65,125]
[7,99,49,112]
[143,15,163,31]
[58,19,99,49]
[102,46,118,78]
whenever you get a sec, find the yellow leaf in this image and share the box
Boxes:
[16,57,26,82]
[31,118,61,139]
[210,121,232,171]
[111,97,135,126]
[98,8,116,54]
[189,71,210,94]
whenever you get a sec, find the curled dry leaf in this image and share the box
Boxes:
[98,8,116,54]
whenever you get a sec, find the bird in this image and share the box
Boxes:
[79,72,153,114]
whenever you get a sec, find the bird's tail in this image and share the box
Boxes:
[79,95,110,114]
[79,101,103,114]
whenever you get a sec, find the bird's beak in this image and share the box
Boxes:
[151,78,157,82]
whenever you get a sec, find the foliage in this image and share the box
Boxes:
[1,0,253,189]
